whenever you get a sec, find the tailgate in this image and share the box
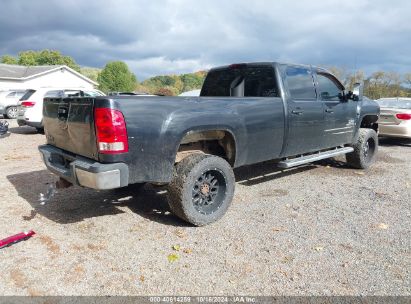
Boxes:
[43,97,98,160]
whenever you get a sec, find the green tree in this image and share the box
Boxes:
[15,50,81,71]
[17,50,38,66]
[80,67,101,82]
[141,70,207,95]
[363,71,408,99]
[97,61,137,93]
[0,55,18,64]
[181,71,207,92]
[156,87,175,96]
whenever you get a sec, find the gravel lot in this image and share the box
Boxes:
[0,120,410,296]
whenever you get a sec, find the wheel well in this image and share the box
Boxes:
[175,130,236,166]
[360,115,379,132]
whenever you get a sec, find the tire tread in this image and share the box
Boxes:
[167,153,235,226]
[346,128,378,169]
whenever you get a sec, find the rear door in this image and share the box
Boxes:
[200,64,285,164]
[315,72,357,148]
[282,65,325,156]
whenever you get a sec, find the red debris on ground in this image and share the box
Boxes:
[0,230,35,249]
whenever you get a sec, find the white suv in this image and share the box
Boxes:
[17,88,104,132]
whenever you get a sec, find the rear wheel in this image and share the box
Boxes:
[5,106,18,119]
[167,153,235,226]
[346,128,378,169]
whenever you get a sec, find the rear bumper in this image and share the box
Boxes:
[17,106,42,128]
[379,124,411,138]
[39,145,129,190]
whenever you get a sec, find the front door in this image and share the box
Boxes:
[282,65,325,157]
[315,72,357,148]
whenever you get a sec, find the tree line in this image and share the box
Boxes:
[327,67,411,99]
[1,50,410,98]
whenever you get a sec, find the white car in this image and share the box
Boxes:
[0,90,27,119]
[377,98,411,139]
[17,88,104,132]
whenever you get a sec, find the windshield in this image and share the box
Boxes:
[377,99,411,109]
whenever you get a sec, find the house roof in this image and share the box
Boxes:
[0,64,98,85]
[0,64,63,78]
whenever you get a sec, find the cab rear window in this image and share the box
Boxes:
[201,65,278,97]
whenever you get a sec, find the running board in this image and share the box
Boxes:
[277,147,354,169]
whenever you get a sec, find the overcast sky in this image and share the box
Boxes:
[0,0,410,80]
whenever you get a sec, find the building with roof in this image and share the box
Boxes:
[0,64,97,91]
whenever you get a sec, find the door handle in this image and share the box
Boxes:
[291,110,303,115]
[325,109,334,113]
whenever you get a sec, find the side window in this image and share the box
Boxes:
[6,92,16,98]
[285,67,316,100]
[15,92,25,98]
[317,73,343,101]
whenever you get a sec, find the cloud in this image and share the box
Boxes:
[0,0,410,79]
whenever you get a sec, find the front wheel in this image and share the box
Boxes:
[5,106,18,119]
[346,128,378,169]
[167,153,235,226]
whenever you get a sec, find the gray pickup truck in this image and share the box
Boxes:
[39,62,380,226]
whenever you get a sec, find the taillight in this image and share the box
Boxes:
[94,108,129,154]
[396,113,411,120]
[21,101,36,107]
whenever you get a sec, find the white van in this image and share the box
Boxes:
[17,88,104,132]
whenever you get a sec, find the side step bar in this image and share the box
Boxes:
[277,147,354,169]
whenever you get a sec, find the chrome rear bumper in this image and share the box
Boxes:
[39,145,129,190]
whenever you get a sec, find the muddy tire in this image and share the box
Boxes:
[346,128,378,169]
[167,153,235,226]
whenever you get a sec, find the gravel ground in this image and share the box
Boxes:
[0,120,410,296]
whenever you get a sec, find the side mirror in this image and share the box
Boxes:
[352,82,364,101]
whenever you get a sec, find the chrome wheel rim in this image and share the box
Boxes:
[7,107,18,119]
